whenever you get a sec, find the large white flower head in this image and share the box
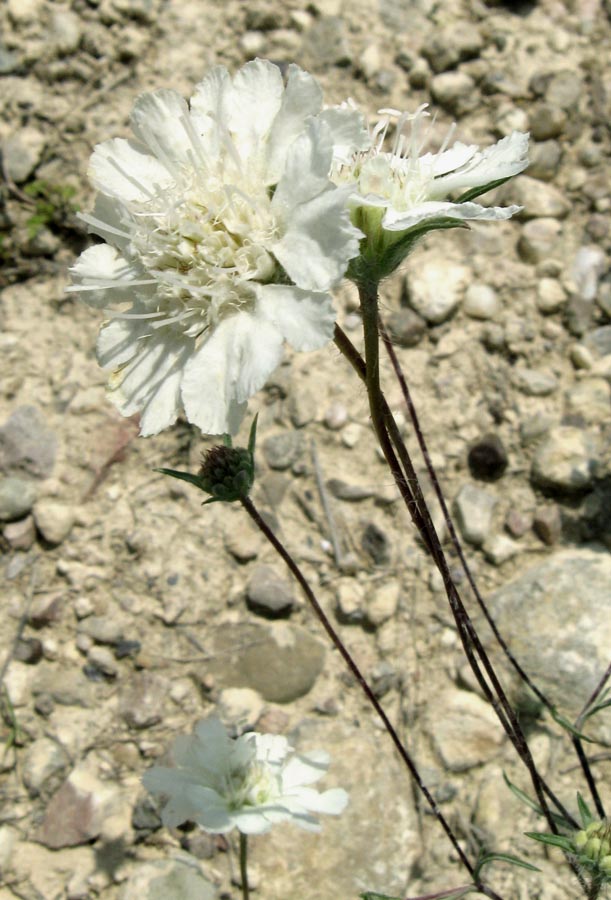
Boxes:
[332,102,529,283]
[69,60,363,436]
[142,717,348,835]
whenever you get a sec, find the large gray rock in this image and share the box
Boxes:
[0,477,36,521]
[425,690,505,772]
[454,483,497,546]
[0,406,57,478]
[501,176,570,219]
[485,547,611,739]
[118,858,216,900]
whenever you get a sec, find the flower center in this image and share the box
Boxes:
[125,162,280,339]
[225,760,280,810]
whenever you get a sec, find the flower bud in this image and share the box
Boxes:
[601,856,611,874]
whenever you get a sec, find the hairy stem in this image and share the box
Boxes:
[239,832,250,900]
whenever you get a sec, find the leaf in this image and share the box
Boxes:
[577,792,594,828]
[524,832,575,853]
[247,413,259,458]
[475,852,540,877]
[360,894,403,899]
[153,467,205,490]
[550,709,596,742]
[454,176,514,204]
[502,772,569,828]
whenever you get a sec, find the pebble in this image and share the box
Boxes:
[240,31,266,56]
[517,218,561,263]
[327,478,375,502]
[1,127,45,184]
[366,581,399,628]
[536,277,566,313]
[482,533,519,565]
[425,690,504,772]
[571,245,607,302]
[120,673,167,729]
[14,637,43,664]
[33,500,75,545]
[224,519,262,562]
[0,46,19,74]
[503,176,570,219]
[0,406,57,478]
[453,483,497,546]
[531,426,598,493]
[262,431,303,470]
[361,521,391,565]
[289,387,318,428]
[37,765,124,849]
[246,565,295,618]
[260,471,290,508]
[341,423,363,449]
[565,296,594,338]
[565,378,611,424]
[527,140,561,182]
[421,22,483,72]
[408,57,430,89]
[513,367,558,397]
[118,859,216,900]
[22,737,69,796]
[463,283,500,320]
[430,71,477,115]
[324,402,348,430]
[49,9,82,55]
[2,515,36,550]
[29,593,63,629]
[78,615,122,645]
[528,103,567,140]
[467,434,508,481]
[302,16,352,69]
[570,344,594,370]
[545,69,583,109]
[406,263,469,324]
[86,646,118,678]
[505,508,532,538]
[386,307,426,346]
[0,476,37,521]
[533,505,562,545]
[584,326,611,359]
[335,579,365,624]
[359,43,381,80]
[218,687,265,733]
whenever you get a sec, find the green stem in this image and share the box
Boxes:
[239,832,250,900]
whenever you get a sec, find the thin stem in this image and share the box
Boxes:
[379,318,605,821]
[587,873,602,900]
[239,832,250,900]
[336,304,574,838]
[239,496,505,898]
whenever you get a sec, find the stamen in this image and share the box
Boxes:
[107,157,157,199]
[65,279,157,293]
[78,212,131,239]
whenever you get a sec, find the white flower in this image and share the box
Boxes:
[142,718,348,835]
[335,103,529,232]
[68,60,363,436]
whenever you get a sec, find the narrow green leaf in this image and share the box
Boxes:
[154,467,205,490]
[577,792,594,827]
[454,176,513,204]
[524,832,575,853]
[476,852,540,874]
[550,709,595,742]
[248,413,259,458]
[360,893,402,899]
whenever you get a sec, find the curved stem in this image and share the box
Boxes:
[239,832,250,900]
[239,495,504,895]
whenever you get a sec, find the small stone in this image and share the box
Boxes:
[260,471,290,508]
[336,579,365,624]
[131,793,162,834]
[584,326,611,359]
[0,407,57,479]
[505,508,532,538]
[502,176,570,220]
[527,140,561,182]
[87,646,118,677]
[239,30,266,56]
[531,426,598,494]
[406,263,469,324]
[14,637,43,664]
[3,515,36,550]
[120,673,166,729]
[430,71,477,115]
[256,707,290,734]
[565,378,611,424]
[224,519,262,562]
[262,432,303,470]
[327,478,375,501]
[302,16,351,69]
[571,246,607,302]
[218,687,264,732]
[483,533,519,565]
[565,297,594,338]
[463,283,500,320]
[467,435,508,481]
[33,499,75,545]
[118,859,216,900]
[359,43,381,79]
[529,103,567,140]
[408,57,430,89]
[570,344,594,370]
[386,307,426,346]
[22,737,69,795]
[513,367,558,397]
[38,765,123,849]
[29,594,62,628]
[181,830,218,860]
[341,423,363,448]
[244,6,284,29]
[361,521,391,565]
[324,402,348,430]
[544,69,582,110]
[422,22,483,72]
[533,506,562,545]
[537,278,566,313]
[0,477,37,521]
[78,615,122,645]
[517,218,562,263]
[366,581,399,628]
[49,9,82,54]
[426,690,504,772]
[246,565,295,618]
[454,483,497,546]
[1,127,45,183]
[289,388,318,428]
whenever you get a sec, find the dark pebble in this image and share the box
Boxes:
[468,434,508,481]
[14,637,44,664]
[114,639,141,659]
[361,522,391,565]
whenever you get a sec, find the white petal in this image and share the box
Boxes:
[424,141,478,176]
[190,66,232,161]
[257,284,335,352]
[181,312,283,436]
[227,59,284,160]
[130,89,198,171]
[104,330,193,436]
[97,316,149,370]
[281,751,329,789]
[69,244,150,308]
[318,104,370,165]
[274,184,360,291]
[430,131,529,197]
[265,64,322,184]
[79,194,131,251]
[232,809,275,835]
[89,137,172,201]
[382,200,522,231]
[272,119,332,218]
[289,786,349,816]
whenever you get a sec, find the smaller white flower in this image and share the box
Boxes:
[142,718,348,835]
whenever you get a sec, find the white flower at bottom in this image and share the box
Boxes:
[69,60,363,436]
[142,718,348,835]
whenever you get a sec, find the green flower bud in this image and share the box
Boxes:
[575,830,588,850]
[601,856,611,874]
[154,416,258,505]
[585,837,602,859]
